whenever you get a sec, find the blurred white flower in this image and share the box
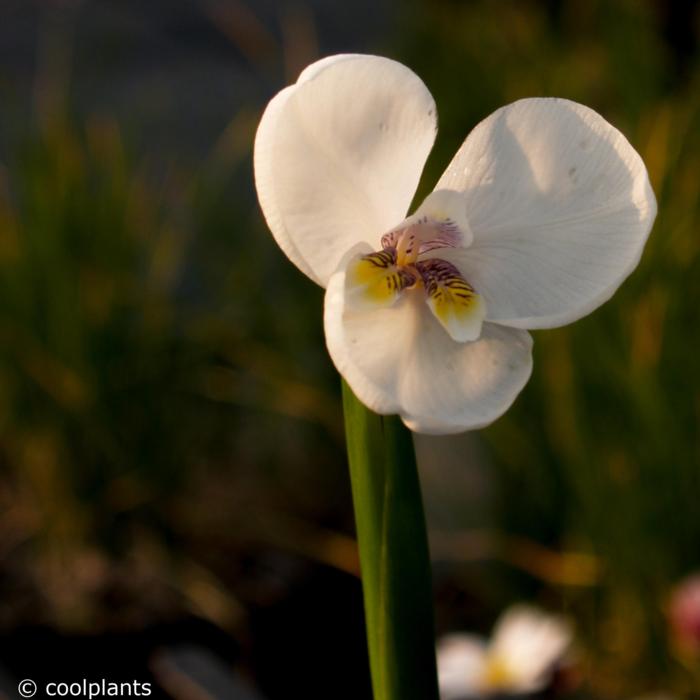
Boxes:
[437,605,572,698]
[254,54,656,434]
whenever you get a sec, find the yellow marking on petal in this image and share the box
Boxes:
[345,250,415,310]
[481,654,517,691]
[419,258,485,342]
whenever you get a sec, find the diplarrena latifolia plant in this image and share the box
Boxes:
[254,54,656,700]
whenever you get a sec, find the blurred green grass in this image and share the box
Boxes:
[0,109,346,630]
[0,0,699,697]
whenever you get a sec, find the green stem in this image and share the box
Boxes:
[342,380,439,700]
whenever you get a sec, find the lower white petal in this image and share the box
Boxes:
[435,98,656,329]
[436,634,488,699]
[324,268,533,434]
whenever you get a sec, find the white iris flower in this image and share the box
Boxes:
[437,605,572,698]
[254,54,656,434]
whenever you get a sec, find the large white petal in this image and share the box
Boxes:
[436,634,487,699]
[254,55,437,286]
[435,98,656,329]
[296,53,361,83]
[324,267,533,434]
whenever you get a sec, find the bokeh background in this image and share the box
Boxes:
[0,0,699,698]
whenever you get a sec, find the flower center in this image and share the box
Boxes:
[345,217,486,343]
[381,216,461,267]
[481,653,517,691]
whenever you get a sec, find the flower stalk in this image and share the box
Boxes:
[342,380,439,700]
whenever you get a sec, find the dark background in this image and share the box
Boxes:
[0,1,699,698]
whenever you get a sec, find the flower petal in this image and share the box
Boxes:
[411,188,473,249]
[324,267,533,434]
[417,257,485,342]
[297,54,362,83]
[436,634,488,700]
[345,248,416,311]
[490,605,572,692]
[254,55,437,287]
[435,98,656,328]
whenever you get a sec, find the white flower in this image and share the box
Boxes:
[254,54,656,434]
[437,605,572,698]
